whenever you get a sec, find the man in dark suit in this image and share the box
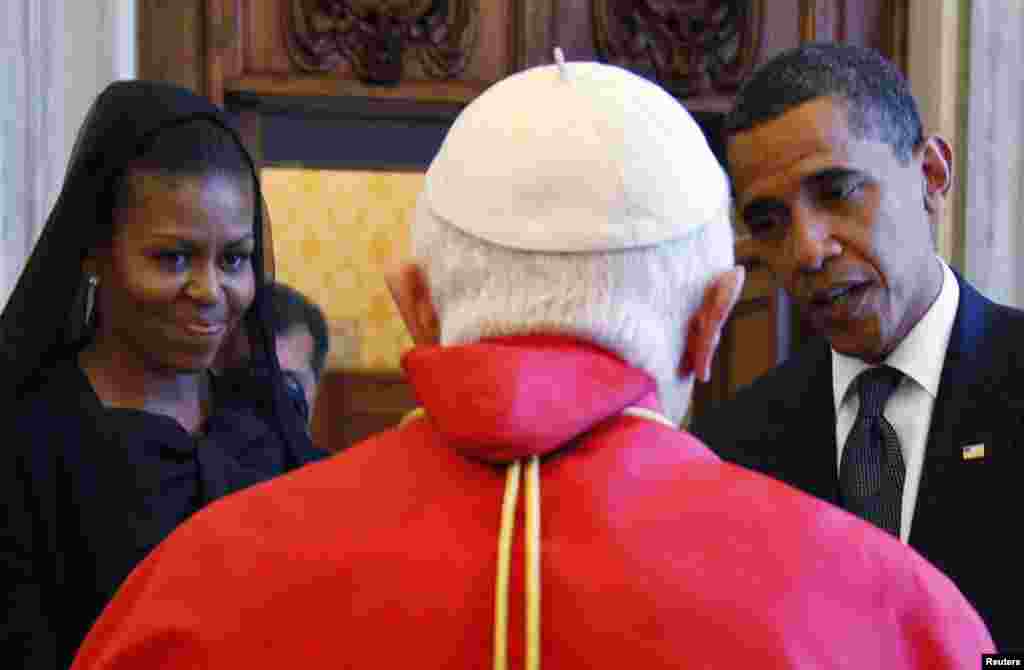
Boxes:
[268,281,330,422]
[691,43,1023,651]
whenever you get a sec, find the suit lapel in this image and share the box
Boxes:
[784,340,841,504]
[909,272,990,549]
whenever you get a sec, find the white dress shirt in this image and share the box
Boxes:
[832,257,959,542]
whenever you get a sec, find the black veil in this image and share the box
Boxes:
[0,80,310,462]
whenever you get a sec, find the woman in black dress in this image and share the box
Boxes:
[0,81,325,668]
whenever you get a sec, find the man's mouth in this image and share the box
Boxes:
[808,282,871,311]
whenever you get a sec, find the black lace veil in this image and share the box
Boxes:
[0,80,310,460]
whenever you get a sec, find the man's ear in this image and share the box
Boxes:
[384,262,440,346]
[680,266,746,383]
[921,135,953,215]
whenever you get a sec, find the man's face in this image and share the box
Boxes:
[276,325,318,420]
[728,96,943,363]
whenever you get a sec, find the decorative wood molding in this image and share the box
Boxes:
[224,73,487,104]
[799,0,817,42]
[512,0,555,71]
[592,0,763,99]
[204,0,239,106]
[312,370,416,451]
[285,0,479,85]
[137,0,206,95]
[835,0,847,43]
[907,0,965,270]
[880,0,909,73]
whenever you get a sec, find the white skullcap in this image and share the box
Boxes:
[422,49,730,252]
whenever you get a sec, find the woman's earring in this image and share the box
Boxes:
[84,274,100,327]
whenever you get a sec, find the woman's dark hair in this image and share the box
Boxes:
[100,119,253,248]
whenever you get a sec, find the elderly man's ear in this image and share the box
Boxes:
[680,266,746,383]
[386,262,441,347]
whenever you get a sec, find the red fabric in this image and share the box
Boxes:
[73,337,993,670]
[402,335,657,463]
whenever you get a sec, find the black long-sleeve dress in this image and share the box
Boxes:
[3,357,326,668]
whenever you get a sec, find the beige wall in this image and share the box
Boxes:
[907,0,1024,310]
[264,168,422,372]
[905,0,967,269]
[961,0,1024,308]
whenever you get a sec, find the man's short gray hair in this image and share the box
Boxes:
[412,197,735,424]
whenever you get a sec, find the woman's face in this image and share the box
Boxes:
[90,171,257,373]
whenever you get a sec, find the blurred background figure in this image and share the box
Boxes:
[269,280,330,422]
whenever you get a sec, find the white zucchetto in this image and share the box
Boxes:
[422,51,730,253]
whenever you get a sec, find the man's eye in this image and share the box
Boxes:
[157,252,189,271]
[824,181,864,201]
[745,215,781,238]
[221,252,251,272]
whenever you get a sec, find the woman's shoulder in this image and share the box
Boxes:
[5,360,104,489]
[13,358,97,429]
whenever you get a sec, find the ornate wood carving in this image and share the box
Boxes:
[592,0,763,99]
[286,0,479,85]
[512,0,556,71]
[799,0,817,42]
[880,0,909,74]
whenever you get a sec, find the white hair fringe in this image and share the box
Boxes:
[411,196,735,424]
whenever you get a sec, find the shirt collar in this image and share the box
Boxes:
[832,257,959,405]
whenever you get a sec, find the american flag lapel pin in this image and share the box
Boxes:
[961,443,985,461]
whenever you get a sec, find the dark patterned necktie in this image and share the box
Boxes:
[839,366,905,537]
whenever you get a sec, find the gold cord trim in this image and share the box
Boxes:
[620,406,676,428]
[524,455,541,670]
[399,407,426,427]
[398,404,670,670]
[494,460,522,670]
[494,456,542,670]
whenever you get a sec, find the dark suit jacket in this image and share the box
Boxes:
[692,271,1024,651]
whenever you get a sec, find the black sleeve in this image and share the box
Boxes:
[689,407,724,454]
[690,400,772,472]
[1,431,57,669]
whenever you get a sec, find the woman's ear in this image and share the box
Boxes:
[385,262,440,347]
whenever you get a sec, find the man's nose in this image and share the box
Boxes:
[786,204,840,272]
